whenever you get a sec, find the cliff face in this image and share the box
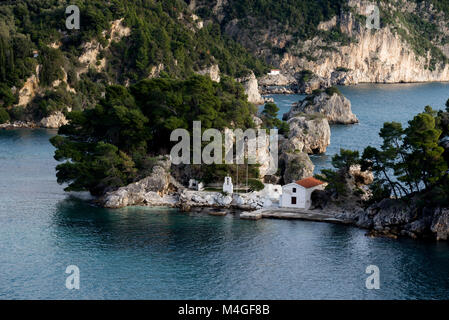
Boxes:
[197,0,449,83]
[284,116,331,154]
[236,71,264,104]
[280,4,449,83]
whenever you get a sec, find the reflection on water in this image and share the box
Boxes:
[2,84,449,299]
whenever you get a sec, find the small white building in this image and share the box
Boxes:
[223,176,233,194]
[268,69,281,76]
[188,179,204,191]
[280,177,326,210]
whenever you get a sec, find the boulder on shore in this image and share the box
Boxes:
[102,156,182,208]
[40,111,68,129]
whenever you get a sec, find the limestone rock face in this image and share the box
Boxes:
[17,65,40,106]
[237,71,264,105]
[258,73,296,87]
[102,157,181,208]
[280,151,314,184]
[370,199,417,231]
[78,19,131,76]
[148,64,165,79]
[349,199,449,240]
[197,64,221,82]
[39,111,68,129]
[296,73,330,94]
[211,1,449,84]
[348,165,374,187]
[286,116,331,154]
[109,18,131,42]
[431,209,449,241]
[287,91,358,125]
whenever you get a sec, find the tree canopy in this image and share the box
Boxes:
[51,75,258,195]
[320,105,449,208]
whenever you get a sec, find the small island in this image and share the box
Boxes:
[48,72,449,241]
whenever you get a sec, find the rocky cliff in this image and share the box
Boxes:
[102,157,182,209]
[344,199,449,241]
[283,116,331,154]
[285,90,358,125]
[236,71,265,105]
[195,0,449,84]
[279,151,315,184]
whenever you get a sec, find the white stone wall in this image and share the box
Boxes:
[280,183,306,209]
[280,183,325,209]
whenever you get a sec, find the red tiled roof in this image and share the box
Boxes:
[295,177,325,189]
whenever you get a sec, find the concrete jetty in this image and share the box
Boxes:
[240,207,351,224]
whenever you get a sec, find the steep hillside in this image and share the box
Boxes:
[0,0,268,125]
[192,0,449,84]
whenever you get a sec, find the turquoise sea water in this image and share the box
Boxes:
[268,82,449,172]
[2,83,449,299]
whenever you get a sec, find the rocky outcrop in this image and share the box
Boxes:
[258,73,296,87]
[197,64,221,82]
[431,209,449,241]
[78,19,131,76]
[284,115,331,154]
[109,18,131,42]
[259,86,295,95]
[39,111,68,129]
[101,156,272,210]
[311,164,373,213]
[223,126,276,177]
[148,63,165,79]
[296,73,330,94]
[237,71,264,105]
[17,65,40,106]
[286,91,358,125]
[180,190,267,210]
[279,151,314,184]
[330,196,449,241]
[51,68,76,93]
[102,157,182,208]
[78,40,105,73]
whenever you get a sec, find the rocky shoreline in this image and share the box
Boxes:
[0,111,68,130]
[101,184,449,241]
[95,155,449,241]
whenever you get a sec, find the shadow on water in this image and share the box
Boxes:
[50,196,274,253]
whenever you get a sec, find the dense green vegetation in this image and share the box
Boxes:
[381,3,449,70]
[261,102,289,136]
[50,75,259,195]
[0,107,10,124]
[198,0,347,40]
[0,0,268,121]
[319,103,449,208]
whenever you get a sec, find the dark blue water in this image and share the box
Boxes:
[269,82,449,172]
[2,83,449,300]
